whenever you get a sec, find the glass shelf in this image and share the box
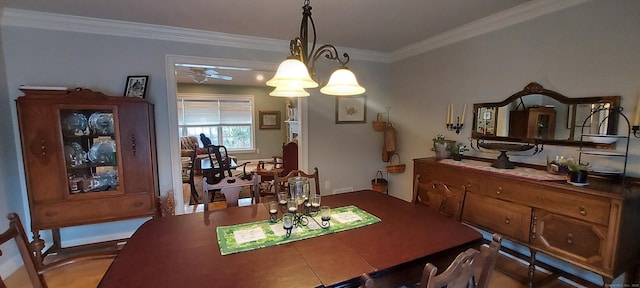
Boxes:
[60,109,119,194]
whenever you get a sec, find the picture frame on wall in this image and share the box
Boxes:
[259,110,281,129]
[124,75,149,98]
[336,95,367,124]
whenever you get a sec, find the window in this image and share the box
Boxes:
[177,94,255,151]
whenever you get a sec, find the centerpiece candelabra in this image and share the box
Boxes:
[269,176,330,238]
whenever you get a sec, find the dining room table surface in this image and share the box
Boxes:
[98,190,482,288]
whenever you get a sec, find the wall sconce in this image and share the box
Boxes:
[446,104,466,134]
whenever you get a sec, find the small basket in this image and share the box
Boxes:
[386,153,406,174]
[371,171,388,193]
[372,113,387,132]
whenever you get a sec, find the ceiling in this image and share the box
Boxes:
[2,0,533,86]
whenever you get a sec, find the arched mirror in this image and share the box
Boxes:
[471,82,621,146]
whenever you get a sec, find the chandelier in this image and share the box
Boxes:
[267,0,366,97]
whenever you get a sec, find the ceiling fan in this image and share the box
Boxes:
[187,67,233,84]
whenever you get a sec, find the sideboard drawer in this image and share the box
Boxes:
[462,192,532,243]
[417,164,486,193]
[533,209,607,270]
[485,180,610,225]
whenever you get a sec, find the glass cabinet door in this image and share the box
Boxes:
[60,109,119,194]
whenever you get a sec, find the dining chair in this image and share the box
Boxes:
[259,142,299,197]
[205,145,250,185]
[360,273,375,288]
[412,174,465,221]
[273,167,320,198]
[1,213,121,288]
[1,213,47,288]
[202,174,259,210]
[181,149,198,204]
[419,233,503,288]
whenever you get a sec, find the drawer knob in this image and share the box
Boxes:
[504,217,511,224]
[566,233,574,245]
[45,211,57,217]
[579,206,587,216]
[496,187,502,195]
[133,201,143,208]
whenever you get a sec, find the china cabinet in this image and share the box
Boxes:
[16,88,158,260]
[414,158,640,286]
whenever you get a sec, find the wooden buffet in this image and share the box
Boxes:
[16,88,159,261]
[413,157,640,286]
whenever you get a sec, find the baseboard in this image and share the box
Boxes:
[0,253,23,279]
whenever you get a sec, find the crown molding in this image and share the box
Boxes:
[391,0,591,62]
[1,8,389,63]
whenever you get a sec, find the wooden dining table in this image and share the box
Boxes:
[98,190,482,288]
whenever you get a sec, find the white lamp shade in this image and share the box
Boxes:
[266,59,319,89]
[320,67,366,96]
[269,85,310,97]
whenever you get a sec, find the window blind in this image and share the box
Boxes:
[177,94,252,126]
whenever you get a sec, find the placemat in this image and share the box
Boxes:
[438,159,568,182]
[216,205,381,255]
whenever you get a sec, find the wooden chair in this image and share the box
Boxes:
[273,167,320,198]
[419,234,503,288]
[181,149,198,204]
[259,142,299,197]
[1,213,47,288]
[360,273,375,288]
[1,213,121,288]
[413,174,465,221]
[202,175,259,210]
[205,145,250,185]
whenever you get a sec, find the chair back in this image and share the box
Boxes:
[0,213,47,288]
[413,174,465,221]
[202,175,259,210]
[273,167,320,197]
[279,142,298,176]
[205,145,234,184]
[181,149,196,181]
[420,234,503,288]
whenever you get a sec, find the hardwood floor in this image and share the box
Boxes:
[3,181,585,287]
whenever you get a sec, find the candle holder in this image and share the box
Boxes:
[446,116,464,134]
[271,195,330,238]
[270,176,330,238]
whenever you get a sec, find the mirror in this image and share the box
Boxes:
[472,82,621,146]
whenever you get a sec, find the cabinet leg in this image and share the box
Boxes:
[52,228,62,250]
[30,229,45,266]
[528,249,537,288]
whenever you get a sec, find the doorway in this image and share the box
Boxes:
[165,54,308,213]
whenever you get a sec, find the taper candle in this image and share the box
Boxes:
[461,104,467,124]
[450,104,454,124]
[446,104,451,124]
[633,92,640,126]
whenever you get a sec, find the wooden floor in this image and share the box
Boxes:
[3,180,584,287]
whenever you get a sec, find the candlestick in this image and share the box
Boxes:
[633,92,640,126]
[446,104,451,125]
[461,104,467,124]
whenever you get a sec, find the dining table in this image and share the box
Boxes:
[98,190,482,288]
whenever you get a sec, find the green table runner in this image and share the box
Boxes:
[216,205,381,255]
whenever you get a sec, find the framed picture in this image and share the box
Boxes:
[259,110,281,129]
[568,103,592,128]
[336,95,366,124]
[124,75,149,98]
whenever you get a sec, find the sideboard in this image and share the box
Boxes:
[413,157,640,286]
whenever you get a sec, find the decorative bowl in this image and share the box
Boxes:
[583,134,619,144]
